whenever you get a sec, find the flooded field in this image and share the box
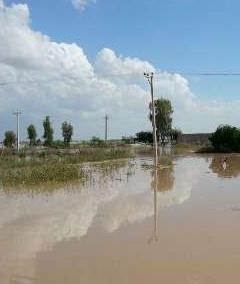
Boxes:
[1,153,240,284]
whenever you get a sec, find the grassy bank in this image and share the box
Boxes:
[0,147,133,188]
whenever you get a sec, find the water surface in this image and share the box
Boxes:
[1,154,240,284]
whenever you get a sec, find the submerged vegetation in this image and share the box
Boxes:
[0,147,133,188]
[0,162,82,187]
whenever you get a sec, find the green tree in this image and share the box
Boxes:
[43,116,54,146]
[3,131,16,148]
[136,131,153,144]
[27,124,37,146]
[90,136,105,147]
[210,125,240,152]
[170,128,182,144]
[149,98,173,144]
[61,121,73,147]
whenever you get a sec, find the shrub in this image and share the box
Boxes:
[51,140,65,149]
[3,131,16,148]
[209,125,240,152]
[90,136,105,147]
[135,131,153,144]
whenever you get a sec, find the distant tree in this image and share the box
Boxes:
[90,136,105,147]
[61,122,73,147]
[43,116,54,146]
[3,131,16,148]
[27,124,37,146]
[210,125,240,152]
[135,131,153,144]
[170,128,182,144]
[149,98,173,144]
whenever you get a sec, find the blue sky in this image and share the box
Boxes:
[5,0,240,74]
[0,0,240,140]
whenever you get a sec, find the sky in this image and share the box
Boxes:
[0,0,240,140]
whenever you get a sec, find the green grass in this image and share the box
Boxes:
[0,147,133,188]
[62,148,133,164]
[0,162,83,187]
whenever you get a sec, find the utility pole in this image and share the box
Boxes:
[13,109,22,151]
[144,72,158,165]
[145,72,159,244]
[104,114,109,143]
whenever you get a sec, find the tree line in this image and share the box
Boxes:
[3,116,73,148]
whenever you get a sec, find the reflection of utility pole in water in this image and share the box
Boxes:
[148,162,158,243]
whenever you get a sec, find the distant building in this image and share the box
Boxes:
[178,133,211,146]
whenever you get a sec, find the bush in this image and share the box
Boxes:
[3,131,16,148]
[90,136,105,147]
[135,131,153,144]
[209,125,240,152]
[51,140,65,149]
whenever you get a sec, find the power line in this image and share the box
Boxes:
[1,71,240,86]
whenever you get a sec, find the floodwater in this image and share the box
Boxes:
[1,153,240,284]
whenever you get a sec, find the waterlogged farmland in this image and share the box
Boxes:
[0,148,131,188]
[0,153,240,284]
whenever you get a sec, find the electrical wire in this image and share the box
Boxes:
[1,71,240,86]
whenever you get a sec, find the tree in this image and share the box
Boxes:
[61,121,73,147]
[43,116,54,146]
[170,128,182,144]
[209,125,240,152]
[27,124,37,146]
[90,136,105,147]
[135,131,153,144]
[3,131,16,148]
[149,98,173,144]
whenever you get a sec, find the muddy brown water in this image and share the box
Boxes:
[1,154,240,284]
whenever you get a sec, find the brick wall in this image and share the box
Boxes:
[178,133,211,146]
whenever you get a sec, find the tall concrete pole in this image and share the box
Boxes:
[105,114,109,143]
[144,72,158,165]
[13,109,22,151]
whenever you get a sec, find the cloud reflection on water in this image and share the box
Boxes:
[0,156,201,284]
